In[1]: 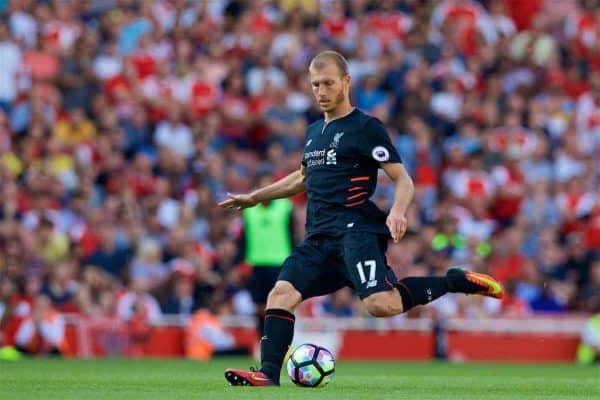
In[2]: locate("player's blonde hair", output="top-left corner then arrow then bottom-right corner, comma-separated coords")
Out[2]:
309,50 -> 349,77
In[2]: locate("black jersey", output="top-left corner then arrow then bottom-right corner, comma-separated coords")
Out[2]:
301,108 -> 403,237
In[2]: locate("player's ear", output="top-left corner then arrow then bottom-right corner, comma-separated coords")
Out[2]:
343,74 -> 351,87
342,74 -> 351,95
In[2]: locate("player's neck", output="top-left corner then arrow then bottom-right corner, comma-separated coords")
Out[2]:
324,102 -> 354,123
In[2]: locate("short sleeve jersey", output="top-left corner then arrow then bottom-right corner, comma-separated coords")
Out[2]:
301,108 -> 403,237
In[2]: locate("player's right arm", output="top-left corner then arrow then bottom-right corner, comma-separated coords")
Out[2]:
218,166 -> 307,210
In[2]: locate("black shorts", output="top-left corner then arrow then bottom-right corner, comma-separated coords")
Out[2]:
277,232 -> 398,300
247,266 -> 281,304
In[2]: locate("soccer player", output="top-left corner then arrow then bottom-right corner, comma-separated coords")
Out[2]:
218,51 -> 503,386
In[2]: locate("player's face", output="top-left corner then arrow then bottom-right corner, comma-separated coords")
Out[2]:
310,63 -> 350,113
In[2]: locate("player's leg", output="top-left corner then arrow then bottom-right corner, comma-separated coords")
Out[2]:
224,279 -> 302,386
256,280 -> 302,383
343,232 -> 504,317
360,272 -> 451,317
259,236 -> 350,382
364,267 -> 504,316
225,236 -> 346,386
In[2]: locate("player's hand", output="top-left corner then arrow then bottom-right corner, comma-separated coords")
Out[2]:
386,210 -> 408,243
218,193 -> 257,210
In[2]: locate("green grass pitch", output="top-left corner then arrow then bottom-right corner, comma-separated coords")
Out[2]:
1,358 -> 599,400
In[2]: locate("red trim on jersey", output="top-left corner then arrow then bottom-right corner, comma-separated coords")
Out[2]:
350,176 -> 369,182
348,186 -> 364,192
345,199 -> 367,207
347,191 -> 369,201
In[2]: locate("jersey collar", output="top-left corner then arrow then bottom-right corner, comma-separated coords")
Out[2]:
322,107 -> 357,134
324,107 -> 356,124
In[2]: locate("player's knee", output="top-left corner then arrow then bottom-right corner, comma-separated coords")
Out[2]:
364,301 -> 393,317
363,292 -> 404,317
266,281 -> 302,311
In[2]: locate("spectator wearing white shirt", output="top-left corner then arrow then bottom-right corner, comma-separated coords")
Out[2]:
130,238 -> 168,291
116,277 -> 162,325
93,40 -> 122,81
488,1 -> 516,39
153,177 -> 181,230
0,21 -> 22,112
245,53 -> 287,96
430,77 -> 463,123
574,72 -> 600,153
8,3 -> 37,49
153,105 -> 193,159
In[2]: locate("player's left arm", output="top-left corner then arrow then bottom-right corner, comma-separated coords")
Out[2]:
381,162 -> 414,243
361,118 -> 414,243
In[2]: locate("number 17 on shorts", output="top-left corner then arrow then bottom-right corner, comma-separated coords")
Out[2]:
342,232 -> 397,299
356,260 -> 378,288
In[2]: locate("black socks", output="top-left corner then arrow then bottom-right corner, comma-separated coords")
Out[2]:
260,308 -> 295,383
396,277 -> 449,311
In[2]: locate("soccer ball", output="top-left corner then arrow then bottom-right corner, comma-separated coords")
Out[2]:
286,343 -> 335,387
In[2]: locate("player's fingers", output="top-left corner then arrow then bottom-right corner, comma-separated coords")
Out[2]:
397,219 -> 407,240
218,192 -> 237,205
392,218 -> 401,243
396,218 -> 406,240
399,218 -> 407,233
217,198 -> 234,208
386,218 -> 395,240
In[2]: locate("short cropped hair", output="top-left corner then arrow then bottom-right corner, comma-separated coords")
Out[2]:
309,50 -> 349,77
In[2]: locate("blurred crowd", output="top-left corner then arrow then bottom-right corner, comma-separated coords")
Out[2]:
1,0 -> 600,344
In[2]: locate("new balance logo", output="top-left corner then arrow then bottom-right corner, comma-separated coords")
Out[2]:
426,288 -> 433,301
366,280 -> 378,288
261,335 -> 268,341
